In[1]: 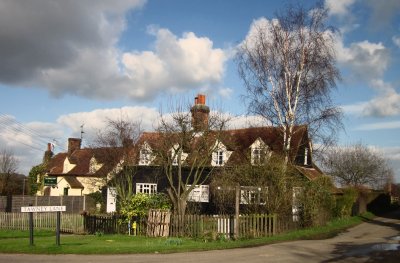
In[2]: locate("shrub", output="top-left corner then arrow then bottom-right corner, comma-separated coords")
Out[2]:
334,187 -> 358,218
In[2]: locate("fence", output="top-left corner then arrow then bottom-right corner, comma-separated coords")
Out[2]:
0,195 -> 96,213
0,212 -> 84,233
169,214 -> 277,238
83,214 -> 147,235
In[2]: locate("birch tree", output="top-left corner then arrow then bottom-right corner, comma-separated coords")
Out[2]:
237,2 -> 342,162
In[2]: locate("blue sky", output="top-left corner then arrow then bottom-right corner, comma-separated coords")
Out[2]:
0,0 -> 399,182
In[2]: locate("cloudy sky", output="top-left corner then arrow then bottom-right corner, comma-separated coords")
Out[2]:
0,0 -> 399,181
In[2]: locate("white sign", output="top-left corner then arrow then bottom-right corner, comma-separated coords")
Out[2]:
106,187 -> 117,213
187,185 -> 209,203
21,206 -> 66,213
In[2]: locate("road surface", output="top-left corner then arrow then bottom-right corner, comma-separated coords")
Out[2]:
1,211 -> 399,262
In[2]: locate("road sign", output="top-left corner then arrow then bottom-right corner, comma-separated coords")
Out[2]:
21,206 -> 66,213
44,177 -> 57,186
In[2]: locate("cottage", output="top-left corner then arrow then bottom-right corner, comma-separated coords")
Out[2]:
39,94 -> 323,211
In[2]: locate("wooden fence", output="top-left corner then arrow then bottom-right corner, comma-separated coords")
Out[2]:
169,214 -> 277,238
0,212 -> 84,233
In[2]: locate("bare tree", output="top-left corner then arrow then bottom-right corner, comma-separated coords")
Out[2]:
212,155 -> 299,215
92,118 -> 142,210
0,148 -> 19,195
323,143 -> 393,189
236,2 -> 342,162
154,102 -> 229,218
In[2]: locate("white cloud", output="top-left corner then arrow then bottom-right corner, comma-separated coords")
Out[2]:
0,1 -> 228,101
342,80 -> 400,117
362,81 -> 400,117
341,101 -> 369,115
57,106 -> 160,141
122,28 -> 227,99
354,121 -> 400,131
325,0 -> 356,17
393,36 -> 400,48
335,39 -> 389,82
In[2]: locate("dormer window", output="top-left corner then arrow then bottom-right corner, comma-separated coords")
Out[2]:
139,142 -> 154,166
211,140 -> 232,167
215,150 -> 224,166
170,144 -> 188,166
250,138 -> 270,165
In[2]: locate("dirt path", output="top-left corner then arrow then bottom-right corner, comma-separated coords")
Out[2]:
1,211 -> 399,263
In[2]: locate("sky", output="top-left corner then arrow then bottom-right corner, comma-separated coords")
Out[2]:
0,0 -> 399,182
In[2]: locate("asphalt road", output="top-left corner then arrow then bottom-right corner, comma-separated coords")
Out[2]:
1,211 -> 399,263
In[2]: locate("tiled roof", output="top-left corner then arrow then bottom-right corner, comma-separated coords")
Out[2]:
64,176 -> 84,189
137,125 -> 309,165
46,147 -> 124,177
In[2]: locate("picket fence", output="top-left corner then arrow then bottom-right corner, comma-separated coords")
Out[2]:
0,212 -> 84,233
0,212 -> 278,238
169,214 -> 277,238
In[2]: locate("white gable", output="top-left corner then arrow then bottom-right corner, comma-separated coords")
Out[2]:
139,141 -> 155,165
170,143 -> 188,166
250,137 -> 270,165
63,158 -> 76,173
211,140 -> 232,166
89,157 -> 103,174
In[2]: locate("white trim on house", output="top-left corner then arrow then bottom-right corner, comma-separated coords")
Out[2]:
89,157 -> 103,174
136,183 -> 157,194
250,138 -> 271,165
211,140 -> 232,166
170,143 -> 188,166
139,141 -> 155,166
62,158 -> 76,173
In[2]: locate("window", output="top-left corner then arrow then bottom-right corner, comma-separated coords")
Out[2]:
304,148 -> 309,165
217,151 -> 223,165
211,140 -> 231,167
171,146 -> 188,166
292,187 -> 302,222
136,183 -> 157,194
139,142 -> 153,165
250,138 -> 270,165
186,185 -> 209,202
63,187 -> 69,196
240,187 -> 266,205
252,148 -> 262,164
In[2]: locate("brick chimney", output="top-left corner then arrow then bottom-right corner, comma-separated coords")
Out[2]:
68,138 -> 81,156
190,94 -> 210,131
43,143 -> 54,163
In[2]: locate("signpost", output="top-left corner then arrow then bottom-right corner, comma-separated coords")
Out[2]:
21,205 -> 66,246
44,177 -> 57,186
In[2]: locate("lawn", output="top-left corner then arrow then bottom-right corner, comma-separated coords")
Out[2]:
0,213 -> 374,254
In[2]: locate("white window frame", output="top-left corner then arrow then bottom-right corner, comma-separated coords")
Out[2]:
186,185 -> 209,203
304,148 -> 309,165
211,140 -> 232,167
136,183 -> 157,194
240,187 -> 266,205
250,138 -> 270,165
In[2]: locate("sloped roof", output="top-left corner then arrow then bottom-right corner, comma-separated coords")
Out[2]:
46,147 -> 124,177
64,176 -> 84,189
137,125 -> 309,165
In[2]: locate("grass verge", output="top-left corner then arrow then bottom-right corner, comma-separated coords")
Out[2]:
0,212 -> 374,254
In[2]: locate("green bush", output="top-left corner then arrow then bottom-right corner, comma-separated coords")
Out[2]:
119,193 -> 172,222
334,187 -> 357,218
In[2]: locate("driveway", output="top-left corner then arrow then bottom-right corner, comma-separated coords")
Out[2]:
1,211 -> 399,263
